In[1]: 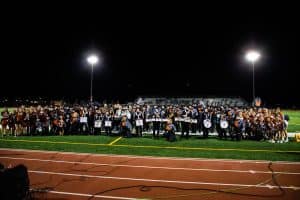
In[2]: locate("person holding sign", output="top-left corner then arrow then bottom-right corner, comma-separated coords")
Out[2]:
104,111 -> 112,136
94,110 -> 103,135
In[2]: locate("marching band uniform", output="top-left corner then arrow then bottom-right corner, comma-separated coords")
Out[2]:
79,109 -> 89,134
152,107 -> 161,138
202,109 -> 211,138
191,107 -> 198,133
134,109 -> 144,137
104,112 -> 113,136
93,112 -> 103,135
219,114 -> 228,139
181,107 -> 191,139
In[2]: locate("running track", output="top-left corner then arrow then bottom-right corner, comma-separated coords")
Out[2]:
0,148 -> 299,200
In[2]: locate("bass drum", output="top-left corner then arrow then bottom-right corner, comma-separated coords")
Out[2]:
220,120 -> 229,129
203,119 -> 212,129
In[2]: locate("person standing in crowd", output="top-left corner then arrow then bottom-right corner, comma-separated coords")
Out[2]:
152,106 -> 161,139
93,110 -> 103,135
181,106 -> 191,139
134,107 -> 144,137
104,111 -> 113,136
202,108 -> 211,138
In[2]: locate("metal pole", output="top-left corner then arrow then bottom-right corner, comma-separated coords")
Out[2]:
252,61 -> 255,104
90,63 -> 94,103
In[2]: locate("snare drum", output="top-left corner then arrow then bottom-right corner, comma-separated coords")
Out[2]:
203,119 -> 212,128
220,120 -> 229,129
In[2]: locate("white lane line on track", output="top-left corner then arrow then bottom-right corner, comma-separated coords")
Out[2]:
1,148 -> 300,165
30,189 -> 138,200
1,156 -> 300,175
28,170 -> 300,190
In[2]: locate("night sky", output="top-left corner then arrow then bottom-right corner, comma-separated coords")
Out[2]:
2,4 -> 300,106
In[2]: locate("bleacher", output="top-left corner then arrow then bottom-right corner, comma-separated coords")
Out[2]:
135,97 -> 249,107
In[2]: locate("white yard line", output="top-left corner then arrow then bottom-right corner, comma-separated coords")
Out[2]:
28,170 -> 300,191
1,156 -> 299,175
1,148 -> 300,165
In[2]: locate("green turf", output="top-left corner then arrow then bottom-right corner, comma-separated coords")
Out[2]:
0,135 -> 299,162
283,110 -> 300,132
0,108 -> 300,161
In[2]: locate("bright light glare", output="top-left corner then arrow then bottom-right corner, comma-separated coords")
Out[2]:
246,51 -> 260,62
87,55 -> 98,65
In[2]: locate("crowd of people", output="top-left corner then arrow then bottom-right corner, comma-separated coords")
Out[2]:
0,102 -> 289,143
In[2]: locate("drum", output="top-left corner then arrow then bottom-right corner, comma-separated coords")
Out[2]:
105,121 -> 112,127
220,120 -> 229,129
37,127 -> 42,132
80,117 -> 88,123
94,120 -> 102,128
136,119 -> 143,126
203,119 -> 212,128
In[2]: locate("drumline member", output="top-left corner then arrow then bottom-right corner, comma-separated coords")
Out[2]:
202,108 -> 211,138
219,113 -> 229,139
134,108 -> 144,137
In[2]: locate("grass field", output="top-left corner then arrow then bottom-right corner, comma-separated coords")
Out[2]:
0,108 -> 300,162
0,135 -> 299,162
284,110 -> 300,132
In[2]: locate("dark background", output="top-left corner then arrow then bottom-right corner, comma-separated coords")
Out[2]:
1,3 -> 299,106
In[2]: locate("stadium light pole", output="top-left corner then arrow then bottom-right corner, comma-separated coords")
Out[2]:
87,55 -> 99,103
245,50 -> 260,105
